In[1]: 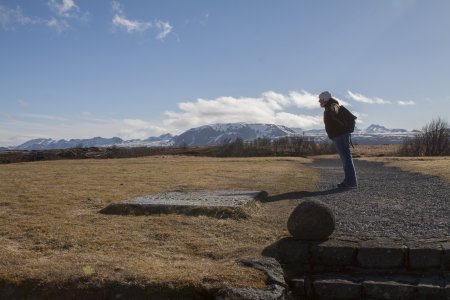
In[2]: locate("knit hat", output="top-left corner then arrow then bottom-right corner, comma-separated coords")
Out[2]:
319,91 -> 332,102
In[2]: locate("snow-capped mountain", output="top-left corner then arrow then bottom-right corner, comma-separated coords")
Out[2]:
300,124 -> 417,144
171,123 -> 297,146
10,134 -> 173,150
13,137 -> 123,150
4,123 -> 418,150
351,124 -> 414,144
119,134 -> 174,147
363,124 -> 407,134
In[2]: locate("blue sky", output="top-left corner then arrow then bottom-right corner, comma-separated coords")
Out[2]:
1,0 -> 449,146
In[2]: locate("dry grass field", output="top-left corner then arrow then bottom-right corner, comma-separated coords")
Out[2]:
352,144 -> 401,157
0,156 -> 318,293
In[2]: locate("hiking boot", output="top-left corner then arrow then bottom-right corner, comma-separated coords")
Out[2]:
337,182 -> 346,188
338,183 -> 357,189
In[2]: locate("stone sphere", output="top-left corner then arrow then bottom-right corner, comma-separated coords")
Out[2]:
287,200 -> 335,240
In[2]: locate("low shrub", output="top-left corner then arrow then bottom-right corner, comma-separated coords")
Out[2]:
398,118 -> 450,156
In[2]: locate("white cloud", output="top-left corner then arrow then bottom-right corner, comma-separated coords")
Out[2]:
0,113 -> 170,147
111,1 -> 151,33
46,17 -> 69,32
119,119 -> 168,140
289,90 -> 320,109
112,14 -> 151,33
112,1 -> 172,39
273,112 -> 322,129
48,0 -> 79,18
47,0 -> 88,30
1,2 -> 86,32
262,91 -> 290,110
350,111 -> 365,125
0,5 -> 38,29
163,91 -> 324,132
398,100 -> 416,106
154,20 -> 172,40
347,90 -> 391,104
112,0 -> 124,15
289,90 -> 351,108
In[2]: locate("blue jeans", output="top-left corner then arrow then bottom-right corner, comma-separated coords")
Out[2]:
332,133 -> 357,186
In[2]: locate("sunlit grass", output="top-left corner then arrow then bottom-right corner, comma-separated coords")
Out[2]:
0,156 -> 318,289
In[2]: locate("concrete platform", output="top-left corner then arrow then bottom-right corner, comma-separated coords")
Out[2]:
99,190 -> 267,219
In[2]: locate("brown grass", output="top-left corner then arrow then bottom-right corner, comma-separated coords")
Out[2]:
0,156 -> 318,290
352,144 -> 401,157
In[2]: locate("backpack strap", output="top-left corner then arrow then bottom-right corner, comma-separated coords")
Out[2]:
349,134 -> 355,148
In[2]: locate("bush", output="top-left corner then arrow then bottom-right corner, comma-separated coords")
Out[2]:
216,136 -> 336,157
399,118 -> 450,156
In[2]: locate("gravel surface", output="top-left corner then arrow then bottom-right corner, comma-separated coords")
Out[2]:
311,158 -> 450,239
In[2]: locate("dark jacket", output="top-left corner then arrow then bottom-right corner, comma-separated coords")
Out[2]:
323,98 -> 347,139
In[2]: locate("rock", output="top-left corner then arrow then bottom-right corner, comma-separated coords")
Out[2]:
215,285 -> 285,300
239,257 -> 287,288
215,257 -> 287,300
287,200 -> 335,240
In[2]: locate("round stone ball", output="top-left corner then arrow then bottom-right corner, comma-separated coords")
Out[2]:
287,200 -> 335,240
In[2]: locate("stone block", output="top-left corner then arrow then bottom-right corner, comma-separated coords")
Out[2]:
362,280 -> 416,300
416,281 -> 445,300
99,190 -> 262,219
288,277 -> 307,299
442,242 -> 450,270
313,277 -> 361,299
357,239 -> 406,269
289,276 -> 314,299
445,280 -> 450,300
311,239 -> 356,267
275,238 -> 311,264
408,243 -> 442,270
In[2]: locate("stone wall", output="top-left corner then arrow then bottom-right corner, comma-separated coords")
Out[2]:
264,237 -> 450,299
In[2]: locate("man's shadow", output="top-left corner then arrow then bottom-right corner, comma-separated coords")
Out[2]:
262,188 -> 347,203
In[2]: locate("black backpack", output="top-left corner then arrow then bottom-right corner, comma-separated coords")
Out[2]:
338,105 -> 357,133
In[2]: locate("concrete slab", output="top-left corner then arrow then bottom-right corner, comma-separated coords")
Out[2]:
99,190 -> 267,219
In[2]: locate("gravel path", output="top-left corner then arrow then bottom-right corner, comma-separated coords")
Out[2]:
311,158 -> 449,239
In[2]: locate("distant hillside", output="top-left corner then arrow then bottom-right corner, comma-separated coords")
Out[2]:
9,134 -> 173,150
15,137 -> 123,150
171,123 -> 296,146
3,123 -> 418,150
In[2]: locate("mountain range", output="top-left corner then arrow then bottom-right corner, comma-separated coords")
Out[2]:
2,123 -> 418,151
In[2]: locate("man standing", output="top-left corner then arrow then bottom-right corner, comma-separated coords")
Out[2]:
319,91 -> 357,188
